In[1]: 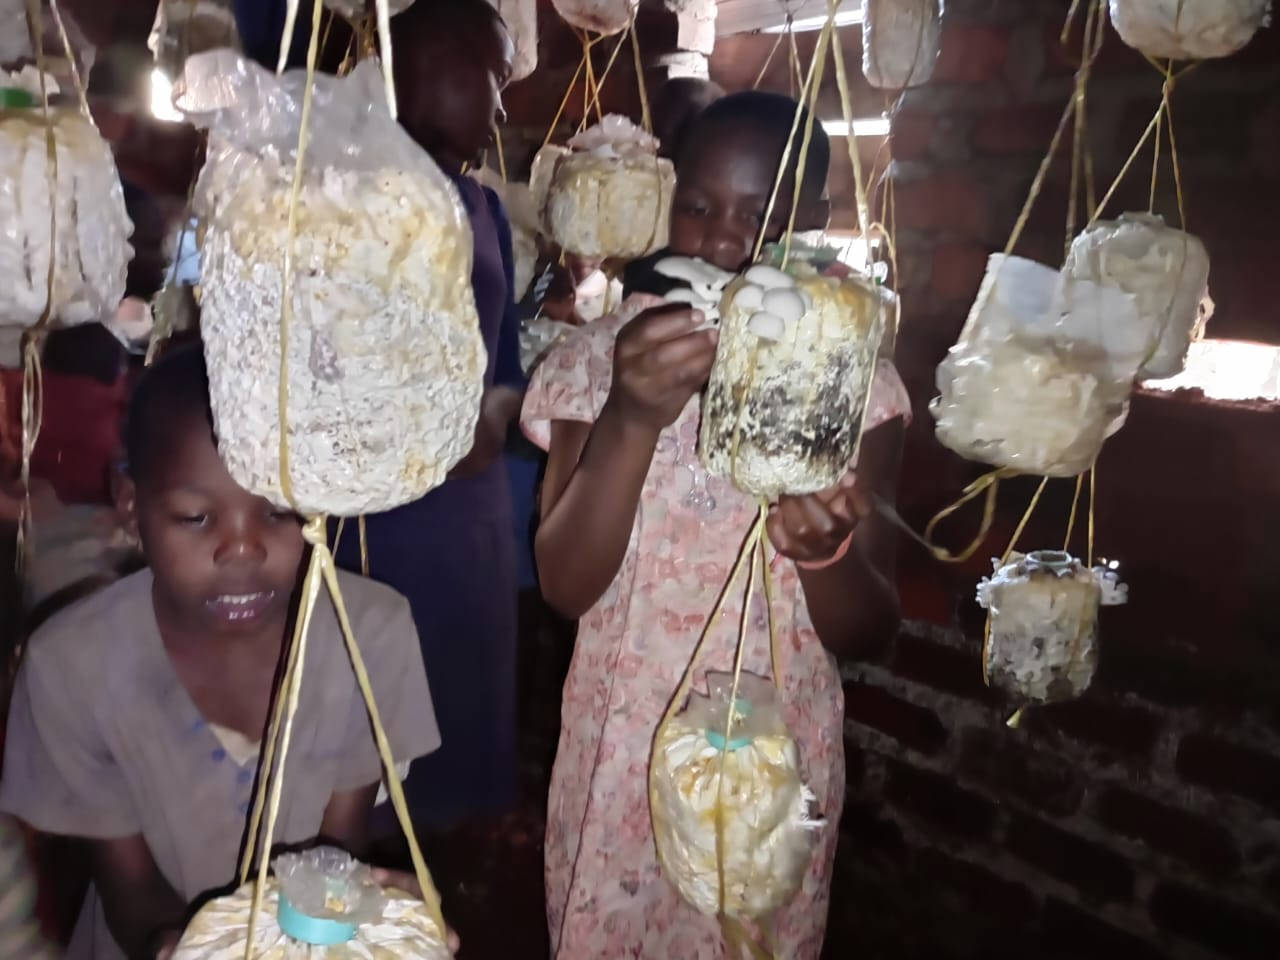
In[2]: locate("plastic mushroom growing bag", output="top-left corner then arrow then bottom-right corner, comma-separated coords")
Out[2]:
149,0 -> 241,79
533,114 -> 675,260
490,0 -> 538,81
550,0 -> 637,35
931,254 -> 1145,478
1109,0 -> 1271,60
650,672 -> 824,920
471,165 -> 540,302
699,244 -> 887,499
1062,213 -> 1211,381
178,50 -> 484,517
862,0 -> 945,90
977,551 -> 1128,703
0,68 -> 132,329
172,847 -> 451,959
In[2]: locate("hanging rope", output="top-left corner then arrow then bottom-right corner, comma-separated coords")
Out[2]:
238,0 -> 445,954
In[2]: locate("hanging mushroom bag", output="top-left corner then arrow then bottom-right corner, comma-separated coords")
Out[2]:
0,68 -> 132,330
177,49 -> 484,519
1109,0 -> 1271,60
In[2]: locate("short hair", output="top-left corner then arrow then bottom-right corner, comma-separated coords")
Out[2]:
391,0 -> 505,54
654,77 -> 725,158
678,90 -> 831,202
123,343 -> 214,485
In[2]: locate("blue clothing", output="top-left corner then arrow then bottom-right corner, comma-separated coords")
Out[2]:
334,174 -> 524,826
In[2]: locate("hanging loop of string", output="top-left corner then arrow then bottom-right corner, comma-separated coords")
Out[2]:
237,0 -> 445,954
649,505 -> 782,959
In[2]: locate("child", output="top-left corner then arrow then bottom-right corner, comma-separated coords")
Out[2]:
522,91 -> 912,958
330,0 -> 527,830
0,814 -> 58,959
652,76 -> 725,160
0,346 -> 439,959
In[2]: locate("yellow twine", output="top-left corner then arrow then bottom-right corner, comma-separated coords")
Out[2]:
649,506 -> 781,959
753,25 -> 788,90
779,14 -> 831,269
15,0 -> 64,570
753,15 -> 830,262
240,522 -> 449,953
628,14 -> 652,134
920,468 -> 1012,564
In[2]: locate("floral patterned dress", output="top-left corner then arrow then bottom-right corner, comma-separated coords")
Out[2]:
521,295 -> 912,960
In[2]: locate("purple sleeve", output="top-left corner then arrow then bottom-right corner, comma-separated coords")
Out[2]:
485,189 -> 528,391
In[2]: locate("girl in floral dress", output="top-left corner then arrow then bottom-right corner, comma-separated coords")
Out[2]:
522,92 -> 912,959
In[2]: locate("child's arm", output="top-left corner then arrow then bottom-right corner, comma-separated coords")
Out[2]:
89,834 -> 187,959
319,784 -> 379,858
536,305 -> 717,618
766,417 -> 906,660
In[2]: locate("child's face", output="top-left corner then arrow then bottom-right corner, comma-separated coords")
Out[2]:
396,14 -> 514,169
669,129 -> 827,273
127,414 -> 305,640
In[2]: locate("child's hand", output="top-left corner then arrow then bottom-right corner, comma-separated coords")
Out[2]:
606,304 -> 718,433
766,471 -> 871,565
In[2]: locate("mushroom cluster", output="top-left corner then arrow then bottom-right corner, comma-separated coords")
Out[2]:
699,248 -> 886,498
977,551 -> 1128,704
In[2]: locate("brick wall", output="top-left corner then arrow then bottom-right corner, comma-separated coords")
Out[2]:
817,3 -> 1280,958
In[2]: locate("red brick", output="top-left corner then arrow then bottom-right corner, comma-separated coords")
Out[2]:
959,728 -> 1084,818
885,761 -> 999,841
1040,899 -> 1166,960
915,849 -> 1038,924
929,243 -> 990,303
1177,734 -> 1280,816
972,103 -> 1070,155
1006,814 -> 1134,904
1024,698 -> 1163,761
890,111 -> 935,162
844,681 -> 948,755
893,174 -> 989,236
1096,787 -> 1242,878
1149,882 -> 1280,960
891,634 -> 1000,705
931,24 -> 1009,85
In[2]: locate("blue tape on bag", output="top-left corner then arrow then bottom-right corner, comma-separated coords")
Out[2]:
277,893 -> 358,946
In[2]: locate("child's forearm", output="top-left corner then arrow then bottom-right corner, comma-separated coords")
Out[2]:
798,541 -> 901,660
90,836 -> 187,959
536,402 -> 657,618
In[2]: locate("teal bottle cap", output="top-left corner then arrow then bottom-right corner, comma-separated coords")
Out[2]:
277,893 -> 359,946
706,697 -> 753,751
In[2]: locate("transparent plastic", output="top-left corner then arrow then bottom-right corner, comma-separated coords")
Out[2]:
700,247 -> 885,498
549,0 -> 637,35
1109,0 -> 1270,60
862,0 -> 944,90
535,115 -> 675,260
177,49 -> 484,517
977,550 -> 1128,703
0,79 -> 132,328
1063,213 -> 1211,381
172,849 -> 450,959
650,672 -> 823,920
931,254 -> 1144,477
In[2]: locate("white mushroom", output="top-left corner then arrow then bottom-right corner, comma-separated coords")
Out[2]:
744,264 -> 794,290
656,256 -> 735,291
732,283 -> 764,312
747,311 -> 786,342
761,288 -> 806,325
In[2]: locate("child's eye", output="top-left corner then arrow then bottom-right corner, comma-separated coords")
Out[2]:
176,513 -> 209,527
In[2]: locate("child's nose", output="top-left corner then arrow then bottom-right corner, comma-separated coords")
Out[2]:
214,522 -> 268,565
